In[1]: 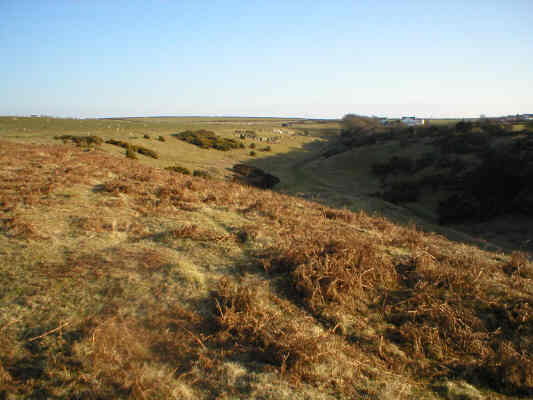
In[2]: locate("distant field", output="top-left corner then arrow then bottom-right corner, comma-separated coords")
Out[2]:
0,116 -> 341,180
427,118 -> 462,125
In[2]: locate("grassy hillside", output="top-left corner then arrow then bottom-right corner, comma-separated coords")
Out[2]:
1,136 -> 532,399
313,119 -> 533,254
0,116 -> 337,182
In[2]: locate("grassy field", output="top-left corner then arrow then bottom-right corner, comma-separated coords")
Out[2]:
1,138 -> 532,399
1,116 -> 532,399
427,119 -> 463,126
0,116 -> 339,180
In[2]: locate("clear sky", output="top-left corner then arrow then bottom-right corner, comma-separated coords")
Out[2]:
1,0 -> 532,119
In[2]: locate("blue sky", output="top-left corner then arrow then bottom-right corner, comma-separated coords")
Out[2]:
1,0 -> 532,118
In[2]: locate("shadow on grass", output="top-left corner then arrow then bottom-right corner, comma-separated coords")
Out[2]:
232,132 -> 532,257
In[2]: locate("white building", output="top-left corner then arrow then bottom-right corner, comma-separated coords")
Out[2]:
401,116 -> 425,126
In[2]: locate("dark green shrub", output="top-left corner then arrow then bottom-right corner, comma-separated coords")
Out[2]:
372,156 -> 414,177
136,146 -> 159,159
239,142 -> 245,149
249,151 -> 256,156
382,182 -> 420,204
56,135 -> 103,147
165,166 -> 191,175
414,153 -> 435,171
158,136 -> 166,142
249,143 -> 256,149
456,120 -> 473,133
481,122 -> 506,136
143,134 -> 151,139
105,138 -> 133,149
438,193 -> 482,224
125,145 -> 138,159
437,145 -> 533,222
105,139 -> 159,159
193,170 -> 210,178
173,129 -> 242,151
435,131 -> 490,154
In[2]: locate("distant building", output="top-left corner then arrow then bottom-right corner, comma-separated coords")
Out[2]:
401,116 -> 425,126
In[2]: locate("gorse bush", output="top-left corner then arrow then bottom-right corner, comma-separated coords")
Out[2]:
438,142 -> 533,223
434,131 -> 490,154
165,165 -> 191,175
382,182 -> 421,204
55,135 -> 103,147
136,146 -> 159,158
125,145 -> 137,159
193,170 -> 210,178
105,139 -> 159,159
372,156 -> 414,177
174,129 -> 242,151
455,120 -> 473,133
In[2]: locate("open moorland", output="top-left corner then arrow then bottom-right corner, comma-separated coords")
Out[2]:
0,116 -> 532,399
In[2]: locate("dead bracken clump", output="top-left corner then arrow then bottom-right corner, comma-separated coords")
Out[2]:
213,278 -> 340,384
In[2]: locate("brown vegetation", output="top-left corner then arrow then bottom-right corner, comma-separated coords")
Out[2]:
0,139 -> 531,399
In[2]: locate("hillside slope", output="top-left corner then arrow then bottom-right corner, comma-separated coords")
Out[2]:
1,140 -> 532,399
310,121 -> 533,255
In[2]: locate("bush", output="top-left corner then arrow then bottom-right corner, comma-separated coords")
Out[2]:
173,130 -> 242,151
262,146 -> 272,152
136,146 -> 159,159
125,145 -> 137,159
414,153 -> 435,171
158,136 -> 166,142
249,143 -> 256,149
455,120 -> 473,133
249,151 -> 256,156
193,170 -> 210,178
143,134 -> 151,139
382,182 -> 420,204
105,139 -> 159,159
372,156 -> 414,177
436,132 -> 490,154
165,166 -> 191,175
55,135 -> 103,147
437,145 -> 533,222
